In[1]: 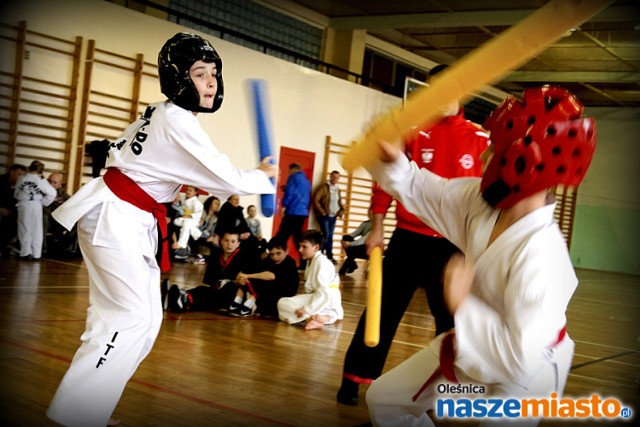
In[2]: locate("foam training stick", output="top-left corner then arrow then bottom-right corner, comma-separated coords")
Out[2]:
249,79 -> 276,217
341,0 -> 613,171
365,246 -> 383,347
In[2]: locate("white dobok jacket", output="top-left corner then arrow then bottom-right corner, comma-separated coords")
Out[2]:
368,154 -> 577,391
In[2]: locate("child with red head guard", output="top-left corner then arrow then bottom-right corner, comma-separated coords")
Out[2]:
365,86 -> 596,427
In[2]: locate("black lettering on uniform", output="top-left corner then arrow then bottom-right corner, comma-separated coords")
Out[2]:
107,139 -> 127,157
104,343 -> 115,355
131,141 -> 142,155
142,105 -> 156,120
131,130 -> 147,155
96,357 -> 107,368
135,131 -> 147,143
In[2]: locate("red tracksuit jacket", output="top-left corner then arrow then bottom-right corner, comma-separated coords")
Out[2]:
371,111 -> 490,237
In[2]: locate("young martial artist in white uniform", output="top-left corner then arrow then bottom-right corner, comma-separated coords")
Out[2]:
173,185 -> 205,254
14,160 -> 56,260
364,86 -> 597,426
47,32 -> 277,427
278,229 -> 344,330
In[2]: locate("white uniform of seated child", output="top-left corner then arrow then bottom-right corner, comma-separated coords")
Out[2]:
173,185 -> 204,258
277,229 -> 343,330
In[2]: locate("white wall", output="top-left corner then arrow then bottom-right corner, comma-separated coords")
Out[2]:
2,0 -> 399,238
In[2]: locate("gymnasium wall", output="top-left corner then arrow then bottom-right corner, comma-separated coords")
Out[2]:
0,0 -> 398,240
2,0 -> 638,275
572,107 -> 640,275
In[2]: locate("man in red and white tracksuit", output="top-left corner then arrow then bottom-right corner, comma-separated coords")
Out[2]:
337,64 -> 491,405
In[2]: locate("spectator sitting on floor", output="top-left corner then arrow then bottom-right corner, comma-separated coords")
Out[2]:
199,195 -> 220,242
339,209 -> 373,275
164,230 -> 259,312
184,195 -> 221,264
245,204 -> 267,253
215,194 -> 261,260
277,229 -> 343,330
231,236 -> 300,318
173,185 -> 204,259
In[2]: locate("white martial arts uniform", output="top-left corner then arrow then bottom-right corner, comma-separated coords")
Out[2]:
48,101 -> 275,427
14,172 -> 56,259
278,251 -> 344,324
173,194 -> 204,246
365,156 -> 577,427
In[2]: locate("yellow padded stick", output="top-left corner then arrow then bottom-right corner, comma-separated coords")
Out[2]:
342,0 -> 613,171
365,246 -> 383,347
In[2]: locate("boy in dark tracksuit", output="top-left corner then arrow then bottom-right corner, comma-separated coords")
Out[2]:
232,237 -> 300,317
165,231 -> 258,311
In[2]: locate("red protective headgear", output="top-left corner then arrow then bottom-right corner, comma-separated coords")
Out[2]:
481,86 -> 596,208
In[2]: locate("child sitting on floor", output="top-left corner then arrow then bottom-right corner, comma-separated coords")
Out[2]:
231,236 -> 300,318
277,229 -> 343,330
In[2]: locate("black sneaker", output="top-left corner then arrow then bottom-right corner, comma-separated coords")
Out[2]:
237,304 -> 256,317
181,290 -> 192,310
161,279 -> 171,310
167,285 -> 191,312
174,247 -> 189,260
228,301 -> 242,315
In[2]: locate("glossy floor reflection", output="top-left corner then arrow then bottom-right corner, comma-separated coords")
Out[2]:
0,255 -> 638,426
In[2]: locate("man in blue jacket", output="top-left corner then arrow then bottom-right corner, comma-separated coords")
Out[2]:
274,163 -> 311,264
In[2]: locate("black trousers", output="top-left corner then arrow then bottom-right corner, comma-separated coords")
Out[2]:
274,214 -> 307,248
341,228 -> 459,383
188,282 -> 236,311
251,280 -> 291,317
339,244 -> 368,274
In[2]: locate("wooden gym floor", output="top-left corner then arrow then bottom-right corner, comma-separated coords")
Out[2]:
0,254 -> 638,426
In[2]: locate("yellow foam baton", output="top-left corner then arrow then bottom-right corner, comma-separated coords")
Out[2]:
365,246 -> 383,347
342,0 -> 613,171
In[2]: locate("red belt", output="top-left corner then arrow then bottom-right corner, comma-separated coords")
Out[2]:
103,168 -> 170,272
550,326 -> 567,348
412,326 -> 568,402
412,332 -> 457,401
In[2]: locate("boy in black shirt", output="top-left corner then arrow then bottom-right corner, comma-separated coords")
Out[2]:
231,237 -> 299,317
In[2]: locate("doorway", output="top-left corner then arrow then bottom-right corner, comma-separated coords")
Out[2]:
272,146 -> 315,263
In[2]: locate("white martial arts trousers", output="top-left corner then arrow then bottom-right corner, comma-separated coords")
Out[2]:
17,201 -> 44,258
366,333 -> 575,427
47,205 -> 163,427
173,217 -> 201,248
277,293 -> 341,325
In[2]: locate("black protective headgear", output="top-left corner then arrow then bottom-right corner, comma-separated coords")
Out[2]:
158,32 -> 224,113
